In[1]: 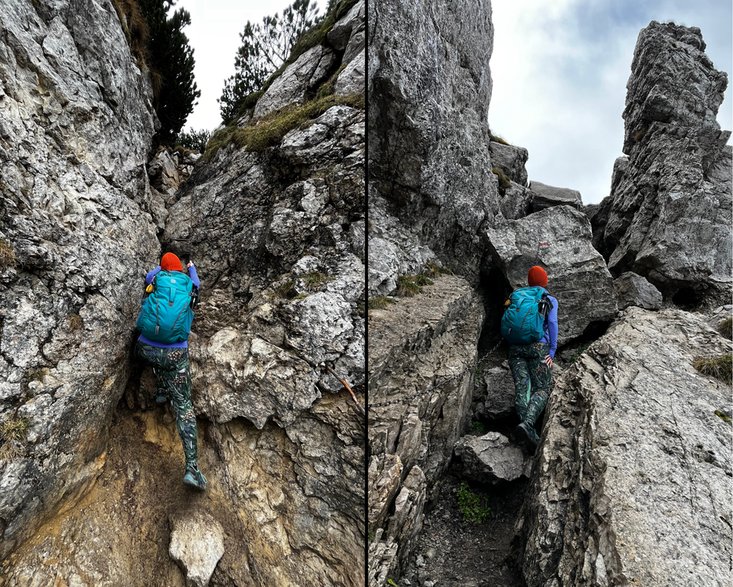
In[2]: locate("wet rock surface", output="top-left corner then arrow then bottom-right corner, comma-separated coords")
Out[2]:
592,22 -> 732,305
517,307 -> 733,586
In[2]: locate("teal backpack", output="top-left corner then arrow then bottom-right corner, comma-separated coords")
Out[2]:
136,270 -> 195,343
501,286 -> 551,345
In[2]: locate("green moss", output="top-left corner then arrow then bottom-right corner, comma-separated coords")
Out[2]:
491,166 -> 511,192
386,579 -> 400,587
205,92 -> 364,161
0,238 -> 16,269
368,296 -> 395,310
714,409 -> 732,425
693,353 -> 732,385
457,482 -> 491,524
470,420 -> 487,435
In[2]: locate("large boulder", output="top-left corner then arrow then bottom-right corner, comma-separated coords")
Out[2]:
517,307 -> 732,585
485,206 -> 617,344
368,275 -> 484,579
591,22 -> 732,305
368,0 -> 501,281
0,0 -> 158,560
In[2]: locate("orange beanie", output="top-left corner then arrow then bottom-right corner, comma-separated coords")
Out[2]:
161,252 -> 183,272
528,265 -> 548,287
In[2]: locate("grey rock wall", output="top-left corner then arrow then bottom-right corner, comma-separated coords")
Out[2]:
368,275 -> 484,581
592,22 -> 732,305
369,0 -> 501,282
0,0 -> 158,559
517,307 -> 732,586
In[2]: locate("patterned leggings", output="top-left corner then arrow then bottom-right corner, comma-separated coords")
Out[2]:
508,342 -> 553,422
135,342 -> 199,468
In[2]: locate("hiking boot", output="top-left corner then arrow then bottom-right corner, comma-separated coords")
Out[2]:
183,466 -> 207,491
514,421 -> 540,451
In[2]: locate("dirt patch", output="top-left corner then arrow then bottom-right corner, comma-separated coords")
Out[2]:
400,471 -> 527,587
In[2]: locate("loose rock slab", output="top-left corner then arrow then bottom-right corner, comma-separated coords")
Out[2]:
454,432 -> 530,484
169,511 -> 225,587
613,271 -> 663,310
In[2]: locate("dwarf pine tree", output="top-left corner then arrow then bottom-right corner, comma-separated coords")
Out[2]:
218,0 -> 320,123
138,0 -> 200,146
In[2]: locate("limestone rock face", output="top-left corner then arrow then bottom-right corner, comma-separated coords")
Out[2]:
613,271 -> 663,310
164,104 -> 365,430
253,45 -> 336,119
517,307 -> 732,586
485,206 -> 618,344
369,0 -> 501,281
454,432 -> 531,484
0,0 -> 158,559
368,276 -> 484,579
591,22 -> 732,305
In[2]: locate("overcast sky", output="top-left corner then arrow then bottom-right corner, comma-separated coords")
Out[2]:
176,0 -> 731,205
490,0 -> 733,204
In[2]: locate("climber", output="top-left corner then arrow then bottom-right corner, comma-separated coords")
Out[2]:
134,252 -> 207,491
501,265 -> 558,451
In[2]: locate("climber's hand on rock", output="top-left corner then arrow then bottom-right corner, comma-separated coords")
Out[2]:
544,355 -> 554,368
187,261 -> 194,268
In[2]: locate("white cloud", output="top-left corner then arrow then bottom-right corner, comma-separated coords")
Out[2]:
489,0 -> 732,204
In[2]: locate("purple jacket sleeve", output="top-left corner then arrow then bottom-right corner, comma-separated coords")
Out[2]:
145,266 -> 161,285
188,264 -> 200,288
547,296 -> 559,358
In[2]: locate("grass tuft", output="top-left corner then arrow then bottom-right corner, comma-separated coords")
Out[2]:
0,416 -> 29,461
368,296 -> 395,310
693,353 -> 732,385
302,271 -> 331,289
490,132 -> 510,145
205,92 -> 364,161
111,0 -> 150,70
274,279 -> 297,299
457,482 -> 491,524
423,261 -> 452,278
0,238 -> 16,269
470,420 -> 487,435
396,274 -> 433,297
68,314 -> 84,331
717,316 -> 732,340
714,409 -> 732,425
